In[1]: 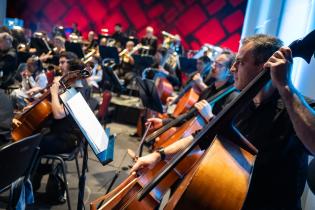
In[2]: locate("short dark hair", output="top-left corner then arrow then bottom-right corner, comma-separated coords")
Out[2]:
198,55 -> 211,64
59,51 -> 78,60
221,50 -> 235,69
242,34 -> 283,65
115,23 -> 122,28
67,59 -> 84,72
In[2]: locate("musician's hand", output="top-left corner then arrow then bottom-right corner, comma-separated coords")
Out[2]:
264,47 -> 292,90
166,96 -> 175,105
192,73 -> 203,84
12,118 -> 22,127
130,152 -> 161,175
194,100 -> 214,122
146,118 -> 163,131
158,66 -> 169,75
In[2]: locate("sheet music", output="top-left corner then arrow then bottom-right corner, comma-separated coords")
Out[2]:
66,92 -> 108,153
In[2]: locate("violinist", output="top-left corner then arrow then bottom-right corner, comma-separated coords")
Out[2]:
32,52 -> 90,195
131,34 -> 309,210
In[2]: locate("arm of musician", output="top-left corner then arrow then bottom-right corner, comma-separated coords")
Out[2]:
50,77 -> 66,119
266,47 -> 315,155
193,73 -> 208,92
26,86 -> 41,95
130,135 -> 194,174
146,118 -> 163,132
158,66 -> 170,76
166,96 -> 176,105
194,100 -> 214,123
128,55 -> 135,65
12,118 -> 22,127
39,52 -> 53,62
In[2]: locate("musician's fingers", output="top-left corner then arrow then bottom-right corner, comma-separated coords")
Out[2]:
279,47 -> 292,61
127,149 -> 137,161
130,161 -> 142,174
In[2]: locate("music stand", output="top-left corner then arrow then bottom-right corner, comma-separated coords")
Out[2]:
101,61 -> 125,93
17,51 -> 32,64
99,46 -> 120,64
179,56 -> 197,74
60,88 -> 115,210
133,55 -> 154,75
136,77 -> 163,113
30,37 -> 50,55
65,41 -> 84,59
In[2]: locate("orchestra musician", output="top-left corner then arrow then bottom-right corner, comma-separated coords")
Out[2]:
266,47 -> 315,154
71,22 -> 82,37
111,23 -> 127,50
140,26 -> 158,56
52,36 -> 66,54
148,51 -> 235,131
117,40 -> 137,86
10,62 -> 44,107
149,47 -> 180,87
131,34 -> 309,210
83,30 -> 98,53
32,52 -> 91,197
0,32 -> 18,88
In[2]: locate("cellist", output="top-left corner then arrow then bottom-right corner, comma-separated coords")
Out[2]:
131,34 -> 309,210
266,46 -> 315,155
32,51 -> 91,202
147,51 -> 235,131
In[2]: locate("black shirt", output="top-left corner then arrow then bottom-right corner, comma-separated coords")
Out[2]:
140,36 -> 158,56
196,91 -> 308,209
236,93 -> 308,210
0,48 -> 18,88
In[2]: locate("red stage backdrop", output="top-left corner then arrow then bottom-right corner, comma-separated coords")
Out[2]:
7,0 -> 247,52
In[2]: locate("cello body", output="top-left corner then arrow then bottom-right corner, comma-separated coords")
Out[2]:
172,88 -> 199,117
11,69 -> 91,141
90,148 -> 203,210
11,96 -> 52,141
154,115 -> 206,149
156,77 -> 173,105
165,135 -> 256,210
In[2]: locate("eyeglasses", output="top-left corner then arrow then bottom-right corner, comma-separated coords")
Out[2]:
213,61 -> 225,68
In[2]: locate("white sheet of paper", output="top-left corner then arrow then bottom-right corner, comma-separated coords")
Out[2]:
66,93 -> 108,153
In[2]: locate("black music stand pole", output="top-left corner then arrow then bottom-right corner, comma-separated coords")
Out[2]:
77,139 -> 88,210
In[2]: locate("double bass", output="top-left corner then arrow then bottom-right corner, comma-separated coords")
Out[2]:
11,68 -> 90,141
90,30 -> 315,210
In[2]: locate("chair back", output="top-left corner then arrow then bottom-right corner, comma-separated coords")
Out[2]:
0,133 -> 42,190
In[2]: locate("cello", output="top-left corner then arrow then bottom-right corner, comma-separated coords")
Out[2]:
136,30 -> 315,210
11,68 -> 90,141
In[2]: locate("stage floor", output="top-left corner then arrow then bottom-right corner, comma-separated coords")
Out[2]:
0,122 -> 148,210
